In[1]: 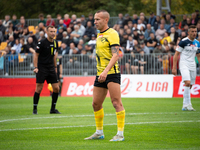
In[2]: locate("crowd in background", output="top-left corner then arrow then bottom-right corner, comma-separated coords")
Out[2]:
0,10 -> 200,76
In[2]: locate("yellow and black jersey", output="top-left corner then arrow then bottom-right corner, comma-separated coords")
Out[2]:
96,28 -> 120,76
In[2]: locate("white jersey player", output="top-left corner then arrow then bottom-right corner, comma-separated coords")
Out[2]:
172,25 -> 200,111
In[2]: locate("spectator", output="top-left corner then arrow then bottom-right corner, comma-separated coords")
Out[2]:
0,20 -> 6,39
162,39 -> 170,51
186,17 -> 191,26
162,55 -> 169,74
137,34 -> 145,45
62,31 -> 73,46
195,10 -> 200,21
169,41 -> 176,53
80,15 -> 86,27
116,13 -> 124,27
66,27 -> 72,36
127,21 -> 133,30
77,20 -> 86,36
86,13 -> 94,26
17,18 -> 27,29
165,14 -> 171,25
153,42 -> 165,54
88,34 -> 96,50
144,24 -> 155,40
70,25 -> 82,44
122,14 -> 132,27
169,27 -> 179,44
5,27 -> 14,40
59,42 -> 69,55
56,27 -> 64,41
0,31 -> 3,43
126,28 -> 133,36
71,14 -> 77,25
11,14 -> 19,27
191,13 -> 198,25
21,27 -> 30,43
138,50 -> 147,74
175,23 -> 182,36
6,35 -> 15,47
84,43 -> 93,54
11,38 -> 22,54
131,45 -> 142,74
69,42 -> 79,55
148,12 -> 156,26
29,31 -> 38,45
34,28 -> 40,40
180,31 -> 187,39
154,15 -> 161,31
38,22 -> 45,32
132,14 -> 138,24
46,14 -> 55,27
3,15 -> 11,29
38,13 -> 46,26
168,18 -> 176,32
57,19 -> 67,34
160,19 -> 170,31
126,35 -> 136,52
133,29 -> 139,41
63,14 -> 71,28
120,33 -> 128,48
26,36 -> 36,54
138,26 -> 145,35
20,38 -> 29,54
137,19 -> 145,30
140,42 -> 150,54
180,15 -> 187,29
55,14 -> 62,28
140,12 -> 148,25
160,32 -> 172,45
38,31 -> 45,41
83,21 -> 96,42
146,32 -> 158,52
155,24 -> 166,41
168,11 -> 176,20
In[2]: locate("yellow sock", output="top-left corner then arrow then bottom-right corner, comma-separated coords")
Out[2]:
116,110 -> 125,132
94,108 -> 104,130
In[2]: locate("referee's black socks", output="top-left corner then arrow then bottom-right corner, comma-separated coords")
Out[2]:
33,92 -> 40,110
51,92 -> 58,110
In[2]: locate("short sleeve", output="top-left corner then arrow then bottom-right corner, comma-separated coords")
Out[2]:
176,40 -> 184,52
197,42 -> 200,54
36,41 -> 42,53
109,30 -> 120,47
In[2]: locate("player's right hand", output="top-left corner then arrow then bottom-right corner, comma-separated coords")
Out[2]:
33,68 -> 38,73
172,68 -> 177,75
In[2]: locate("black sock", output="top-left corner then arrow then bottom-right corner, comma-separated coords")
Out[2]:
51,92 -> 58,110
33,92 -> 40,110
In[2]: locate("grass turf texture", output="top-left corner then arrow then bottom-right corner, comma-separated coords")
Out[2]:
0,97 -> 200,150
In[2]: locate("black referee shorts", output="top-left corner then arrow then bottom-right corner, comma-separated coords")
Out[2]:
36,66 -> 58,84
94,73 -> 121,89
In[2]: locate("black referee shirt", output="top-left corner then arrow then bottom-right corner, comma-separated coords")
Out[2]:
36,38 -> 58,67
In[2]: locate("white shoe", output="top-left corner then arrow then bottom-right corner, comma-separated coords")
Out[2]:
5,73 -> 8,76
110,134 -> 124,141
182,105 -> 196,111
84,132 -> 104,140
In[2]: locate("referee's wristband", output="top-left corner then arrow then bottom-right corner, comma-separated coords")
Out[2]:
34,67 -> 38,69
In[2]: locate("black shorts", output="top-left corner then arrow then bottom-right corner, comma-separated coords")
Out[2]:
94,73 -> 121,89
36,66 -> 58,84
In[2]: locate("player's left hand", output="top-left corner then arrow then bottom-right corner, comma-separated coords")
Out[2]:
98,71 -> 107,83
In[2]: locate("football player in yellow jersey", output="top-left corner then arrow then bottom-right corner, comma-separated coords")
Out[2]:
85,10 -> 125,141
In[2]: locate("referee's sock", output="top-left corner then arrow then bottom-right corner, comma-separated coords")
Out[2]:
33,92 -> 40,110
51,92 -> 58,110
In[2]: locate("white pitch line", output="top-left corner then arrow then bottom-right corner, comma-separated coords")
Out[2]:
0,120 -> 200,132
0,112 -> 199,123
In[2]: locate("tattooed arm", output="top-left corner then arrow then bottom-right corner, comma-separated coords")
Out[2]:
98,45 -> 119,82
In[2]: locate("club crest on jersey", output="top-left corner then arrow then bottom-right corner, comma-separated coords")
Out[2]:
101,37 -> 108,43
98,34 -> 103,38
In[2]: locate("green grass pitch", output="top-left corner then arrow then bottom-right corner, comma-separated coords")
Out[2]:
0,97 -> 200,150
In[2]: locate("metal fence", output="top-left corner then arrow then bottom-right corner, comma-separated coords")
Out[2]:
1,53 -> 199,78
24,14 -> 189,27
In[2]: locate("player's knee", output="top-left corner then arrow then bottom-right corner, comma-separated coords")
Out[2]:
184,81 -> 191,87
92,101 -> 100,110
112,98 -> 122,109
53,86 -> 60,93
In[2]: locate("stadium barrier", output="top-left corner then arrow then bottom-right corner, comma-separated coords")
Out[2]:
1,75 -> 199,97
1,53 -> 199,77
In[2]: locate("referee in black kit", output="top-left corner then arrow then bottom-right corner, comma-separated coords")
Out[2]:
33,25 -> 61,115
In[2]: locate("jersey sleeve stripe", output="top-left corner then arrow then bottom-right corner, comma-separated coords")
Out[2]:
110,44 -> 119,47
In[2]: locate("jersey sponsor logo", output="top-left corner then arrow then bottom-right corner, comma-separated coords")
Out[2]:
36,46 -> 39,49
67,82 -> 93,96
98,34 -> 103,38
